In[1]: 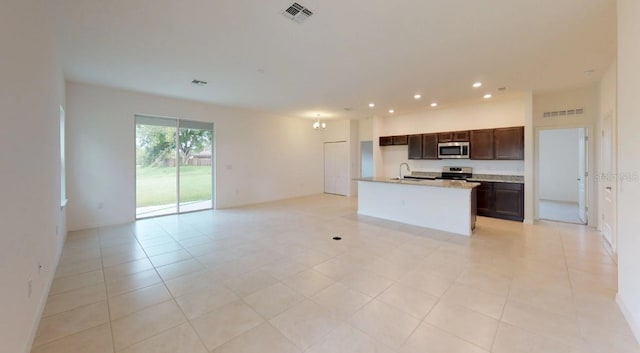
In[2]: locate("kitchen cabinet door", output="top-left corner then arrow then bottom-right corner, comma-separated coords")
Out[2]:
493,183 -> 524,221
439,131 -> 469,142
408,134 -> 423,159
379,136 -> 392,146
470,129 -> 494,159
392,135 -> 408,145
494,126 -> 524,160
453,131 -> 470,142
476,182 -> 493,216
438,132 -> 453,143
422,134 -> 438,159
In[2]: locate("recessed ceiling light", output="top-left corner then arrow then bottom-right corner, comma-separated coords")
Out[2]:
388,109 -> 395,114
414,94 -> 422,100
483,93 -> 492,99
430,102 -> 438,107
473,82 -> 482,88
191,79 -> 208,86
368,103 -> 375,108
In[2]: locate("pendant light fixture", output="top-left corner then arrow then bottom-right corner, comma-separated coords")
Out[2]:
313,114 -> 326,129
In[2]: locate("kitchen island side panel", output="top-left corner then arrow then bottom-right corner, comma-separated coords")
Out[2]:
357,180 -> 475,236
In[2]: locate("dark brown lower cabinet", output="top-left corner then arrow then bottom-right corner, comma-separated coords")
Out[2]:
475,182 -> 524,222
476,183 -> 493,216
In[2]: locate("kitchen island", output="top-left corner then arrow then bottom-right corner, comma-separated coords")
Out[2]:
357,177 -> 480,236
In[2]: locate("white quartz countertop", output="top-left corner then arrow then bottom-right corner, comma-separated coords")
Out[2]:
357,177 -> 480,189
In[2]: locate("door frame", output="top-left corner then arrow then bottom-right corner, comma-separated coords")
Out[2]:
600,110 -> 617,253
534,124 -> 594,225
134,114 -> 215,219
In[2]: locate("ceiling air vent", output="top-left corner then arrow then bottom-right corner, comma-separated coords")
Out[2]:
542,108 -> 584,118
282,2 -> 314,23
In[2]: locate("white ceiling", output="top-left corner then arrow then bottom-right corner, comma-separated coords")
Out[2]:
52,0 -> 616,120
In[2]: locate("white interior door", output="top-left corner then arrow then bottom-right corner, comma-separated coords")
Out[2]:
577,128 -> 587,223
601,112 -> 616,249
324,141 -> 349,196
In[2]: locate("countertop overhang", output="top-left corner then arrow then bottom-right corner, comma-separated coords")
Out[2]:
357,177 -> 480,189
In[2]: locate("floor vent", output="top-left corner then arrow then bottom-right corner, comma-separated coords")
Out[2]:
542,108 -> 584,118
282,2 -> 314,23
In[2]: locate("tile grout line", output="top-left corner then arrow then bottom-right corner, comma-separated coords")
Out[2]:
97,227 -> 118,353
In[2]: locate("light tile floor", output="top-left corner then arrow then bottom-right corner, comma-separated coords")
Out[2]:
539,199 -> 584,225
31,194 -> 639,353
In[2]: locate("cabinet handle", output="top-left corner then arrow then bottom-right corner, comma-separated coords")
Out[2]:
606,186 -> 612,190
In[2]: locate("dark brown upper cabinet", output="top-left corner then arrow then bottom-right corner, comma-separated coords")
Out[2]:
470,129 -> 494,159
392,135 -> 408,145
379,136 -> 393,146
494,126 -> 524,160
408,134 -> 423,159
380,135 -> 409,146
439,131 -> 469,143
422,134 -> 438,159
438,132 -> 454,143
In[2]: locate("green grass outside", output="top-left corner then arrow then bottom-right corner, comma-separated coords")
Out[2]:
136,166 -> 212,207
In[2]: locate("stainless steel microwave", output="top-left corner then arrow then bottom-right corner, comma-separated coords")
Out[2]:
438,142 -> 470,159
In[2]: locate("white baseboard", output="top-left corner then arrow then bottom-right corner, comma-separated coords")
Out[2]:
616,293 -> 640,345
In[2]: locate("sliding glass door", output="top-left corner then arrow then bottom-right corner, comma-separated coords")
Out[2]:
135,115 -> 213,218
178,121 -> 213,213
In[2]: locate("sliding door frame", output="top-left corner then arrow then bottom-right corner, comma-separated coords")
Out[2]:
134,114 -> 214,219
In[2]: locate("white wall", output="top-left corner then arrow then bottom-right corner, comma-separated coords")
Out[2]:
66,82 -> 324,230
376,97 -> 526,177
358,117 -> 373,141
616,0 -> 640,343
0,1 -> 67,352
533,85 -> 599,225
538,129 -> 580,202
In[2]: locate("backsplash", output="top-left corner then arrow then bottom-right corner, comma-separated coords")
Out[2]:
380,146 -> 524,177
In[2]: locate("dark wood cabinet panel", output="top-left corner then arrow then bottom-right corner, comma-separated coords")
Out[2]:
437,131 -> 468,142
392,135 -> 408,145
380,135 -> 408,146
470,129 -> 494,160
382,126 -> 522,161
476,183 -> 493,216
379,136 -> 392,146
438,132 -> 453,143
494,126 -> 524,160
408,134 -> 423,159
493,183 -> 524,220
475,182 -> 524,221
453,131 -> 470,141
422,134 -> 438,159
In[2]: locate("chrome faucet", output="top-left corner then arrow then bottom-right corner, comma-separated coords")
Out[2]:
399,162 -> 410,179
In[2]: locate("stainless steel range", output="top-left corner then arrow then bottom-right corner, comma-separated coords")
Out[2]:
436,166 -> 473,180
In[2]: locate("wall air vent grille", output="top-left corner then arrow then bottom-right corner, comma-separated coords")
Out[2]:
542,108 -> 584,118
282,2 -> 314,23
